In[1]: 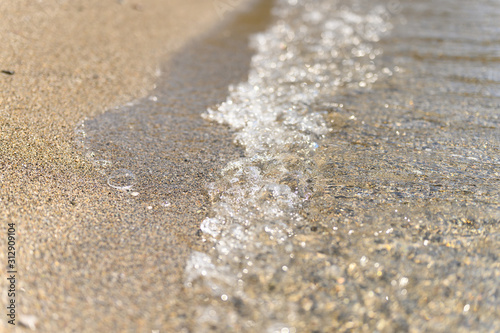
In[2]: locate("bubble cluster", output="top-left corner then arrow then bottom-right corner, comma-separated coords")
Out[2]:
186,0 -> 392,330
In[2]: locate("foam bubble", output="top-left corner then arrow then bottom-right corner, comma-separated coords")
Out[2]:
107,169 -> 137,190
187,0 -> 392,329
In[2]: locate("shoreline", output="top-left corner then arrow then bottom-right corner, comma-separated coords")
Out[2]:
0,0 -> 274,331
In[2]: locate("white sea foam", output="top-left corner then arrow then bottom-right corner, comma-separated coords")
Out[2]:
186,0 -> 392,329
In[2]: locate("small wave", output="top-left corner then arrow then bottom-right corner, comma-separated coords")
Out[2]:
185,0 -> 393,330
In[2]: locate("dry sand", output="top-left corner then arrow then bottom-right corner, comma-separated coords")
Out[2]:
0,0 -> 269,331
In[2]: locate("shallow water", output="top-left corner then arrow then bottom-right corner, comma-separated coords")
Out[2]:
185,0 -> 499,332
80,0 -> 499,332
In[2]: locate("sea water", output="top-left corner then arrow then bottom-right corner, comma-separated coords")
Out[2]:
77,0 -> 499,331
185,0 -> 499,332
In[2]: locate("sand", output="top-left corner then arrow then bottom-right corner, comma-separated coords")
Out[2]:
0,0 -> 271,331
0,0 -> 222,167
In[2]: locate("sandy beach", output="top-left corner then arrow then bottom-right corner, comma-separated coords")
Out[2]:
2,0 -> 499,332
0,0 -> 269,331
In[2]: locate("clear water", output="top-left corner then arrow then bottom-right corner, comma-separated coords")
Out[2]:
78,0 -> 500,331
185,0 -> 499,332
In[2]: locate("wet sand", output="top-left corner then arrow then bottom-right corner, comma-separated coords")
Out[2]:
0,0 -> 272,331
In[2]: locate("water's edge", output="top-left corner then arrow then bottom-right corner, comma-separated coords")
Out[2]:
74,1 -> 276,331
